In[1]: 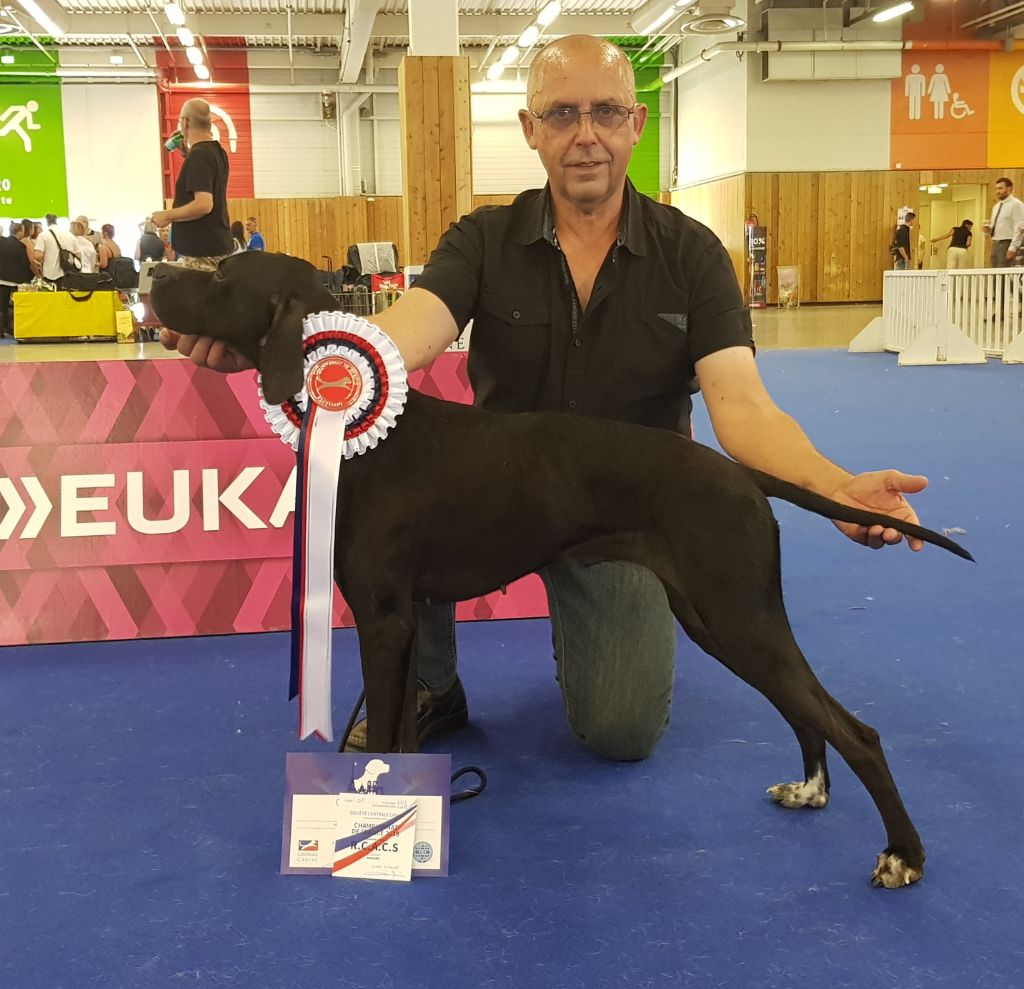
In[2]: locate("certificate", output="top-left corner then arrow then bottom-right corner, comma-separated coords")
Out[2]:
281,752 -> 451,878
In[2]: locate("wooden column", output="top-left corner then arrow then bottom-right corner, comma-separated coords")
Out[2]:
398,55 -> 473,266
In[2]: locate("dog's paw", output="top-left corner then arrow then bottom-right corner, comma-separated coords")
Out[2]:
767,776 -> 828,809
870,850 -> 924,889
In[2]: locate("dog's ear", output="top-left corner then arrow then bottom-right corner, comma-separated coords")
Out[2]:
261,294 -> 306,404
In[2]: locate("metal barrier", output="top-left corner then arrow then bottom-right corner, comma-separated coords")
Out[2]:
329,288 -> 403,318
850,268 -> 1024,365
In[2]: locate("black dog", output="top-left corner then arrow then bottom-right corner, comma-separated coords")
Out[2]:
151,252 -> 972,888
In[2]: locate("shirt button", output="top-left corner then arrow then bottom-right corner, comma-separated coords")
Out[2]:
573,338 -> 582,347
512,310 -> 520,320
568,400 -> 577,410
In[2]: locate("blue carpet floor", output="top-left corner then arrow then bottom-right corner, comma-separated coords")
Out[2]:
1,351 -> 1022,988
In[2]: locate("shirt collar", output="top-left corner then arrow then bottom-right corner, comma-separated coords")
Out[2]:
517,179 -> 648,257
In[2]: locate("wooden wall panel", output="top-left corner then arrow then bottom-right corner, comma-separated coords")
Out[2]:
399,55 -> 474,266
681,168 -> 1017,304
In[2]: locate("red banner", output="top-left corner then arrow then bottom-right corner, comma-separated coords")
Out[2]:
0,354 -> 546,644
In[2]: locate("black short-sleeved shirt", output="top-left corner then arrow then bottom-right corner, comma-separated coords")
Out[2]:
950,225 -> 971,249
0,235 -> 33,284
171,141 -> 232,258
894,223 -> 912,255
413,180 -> 753,435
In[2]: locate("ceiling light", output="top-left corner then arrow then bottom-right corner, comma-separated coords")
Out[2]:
193,63 -> 210,80
109,54 -> 124,64
518,25 -> 541,48
499,44 -> 520,66
176,27 -> 194,46
163,2 -> 186,27
13,0 -> 70,37
872,1 -> 914,23
486,61 -> 505,81
185,46 -> 204,66
629,0 -> 694,35
536,2 -> 561,27
1,53 -> 14,64
927,185 -> 942,194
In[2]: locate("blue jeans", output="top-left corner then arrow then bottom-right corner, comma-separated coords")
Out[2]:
894,258 -> 908,270
416,560 -> 676,761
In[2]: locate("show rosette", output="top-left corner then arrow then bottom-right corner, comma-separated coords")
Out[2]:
258,311 -> 408,742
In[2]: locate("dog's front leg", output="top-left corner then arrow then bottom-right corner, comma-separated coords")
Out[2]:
354,609 -> 419,753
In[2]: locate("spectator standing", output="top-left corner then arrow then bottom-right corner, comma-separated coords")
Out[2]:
135,219 -> 165,262
150,98 -> 232,270
34,217 -> 80,288
245,216 -> 265,251
71,220 -> 98,273
984,177 -> 1024,267
158,225 -> 176,261
231,220 -> 247,254
892,211 -> 915,270
930,219 -> 973,269
0,221 -> 34,336
74,215 -> 103,250
19,217 -> 40,277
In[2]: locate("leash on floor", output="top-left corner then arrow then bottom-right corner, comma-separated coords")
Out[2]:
337,689 -> 488,803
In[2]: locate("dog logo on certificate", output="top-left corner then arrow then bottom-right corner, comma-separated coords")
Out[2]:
307,356 -> 363,412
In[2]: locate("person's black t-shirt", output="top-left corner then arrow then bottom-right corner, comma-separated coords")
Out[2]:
0,235 -> 33,284
171,140 -> 232,258
950,225 -> 971,249
138,232 -> 165,261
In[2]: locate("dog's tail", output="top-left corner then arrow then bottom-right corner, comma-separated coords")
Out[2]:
747,469 -> 974,562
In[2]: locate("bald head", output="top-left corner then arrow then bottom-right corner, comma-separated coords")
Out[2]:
180,98 -> 212,131
527,35 -> 636,110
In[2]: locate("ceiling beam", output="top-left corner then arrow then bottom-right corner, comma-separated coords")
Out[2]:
340,0 -> 380,84
56,13 -> 633,42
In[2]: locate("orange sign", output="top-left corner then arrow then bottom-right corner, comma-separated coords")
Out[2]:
987,52 -> 1024,167
891,52 -> 989,169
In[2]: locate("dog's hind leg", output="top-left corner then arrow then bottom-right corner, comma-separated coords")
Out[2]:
353,606 -> 420,754
664,581 -> 923,887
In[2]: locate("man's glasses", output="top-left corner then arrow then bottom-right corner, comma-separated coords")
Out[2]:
530,104 -> 637,132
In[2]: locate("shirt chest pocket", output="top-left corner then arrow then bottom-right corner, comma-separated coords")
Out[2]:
478,290 -> 551,328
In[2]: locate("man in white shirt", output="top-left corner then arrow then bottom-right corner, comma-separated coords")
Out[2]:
983,177 -> 1024,267
33,214 -> 81,287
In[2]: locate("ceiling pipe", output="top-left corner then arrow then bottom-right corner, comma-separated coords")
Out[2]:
662,37 -> 1006,82
960,0 -> 1024,30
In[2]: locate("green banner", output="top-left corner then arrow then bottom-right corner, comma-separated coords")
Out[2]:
0,48 -> 69,217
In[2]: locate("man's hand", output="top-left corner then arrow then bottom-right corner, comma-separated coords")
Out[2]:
151,210 -> 172,228
158,328 -> 254,373
830,470 -> 928,550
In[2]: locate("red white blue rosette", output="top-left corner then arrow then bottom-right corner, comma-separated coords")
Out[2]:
258,310 -> 408,457
258,311 -> 407,742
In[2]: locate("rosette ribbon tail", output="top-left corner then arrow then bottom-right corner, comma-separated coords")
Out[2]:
292,402 -> 349,742
258,310 -> 409,745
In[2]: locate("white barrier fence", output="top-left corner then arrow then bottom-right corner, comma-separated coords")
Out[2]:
849,268 -> 1024,365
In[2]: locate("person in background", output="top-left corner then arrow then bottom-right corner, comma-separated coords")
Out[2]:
930,219 -> 973,269
162,35 -> 933,761
158,225 -> 176,261
984,177 -> 1024,267
893,211 -> 915,270
101,224 -> 121,260
0,221 -> 34,336
150,97 -> 232,270
245,216 -> 265,251
135,219 -> 165,262
231,220 -> 247,254
35,216 -> 80,288
19,217 -> 40,277
71,220 -> 98,273
74,215 -> 103,250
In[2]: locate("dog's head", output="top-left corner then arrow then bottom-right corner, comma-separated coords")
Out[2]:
149,252 -> 337,403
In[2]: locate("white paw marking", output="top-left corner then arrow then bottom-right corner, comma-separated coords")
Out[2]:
767,769 -> 828,809
871,852 -> 923,888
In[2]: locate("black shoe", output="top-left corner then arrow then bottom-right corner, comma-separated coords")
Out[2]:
341,677 -> 469,753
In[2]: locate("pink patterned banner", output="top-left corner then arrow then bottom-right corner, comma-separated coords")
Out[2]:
0,353 -> 546,645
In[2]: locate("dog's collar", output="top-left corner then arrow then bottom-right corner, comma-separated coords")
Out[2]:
258,310 -> 408,457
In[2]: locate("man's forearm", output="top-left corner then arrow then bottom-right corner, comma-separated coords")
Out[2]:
718,406 -> 851,497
